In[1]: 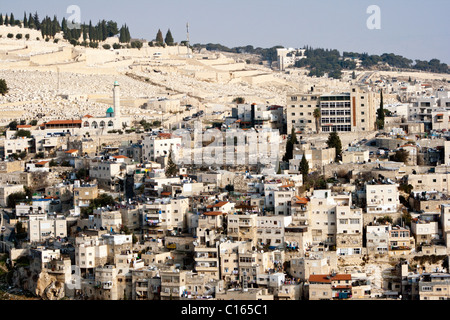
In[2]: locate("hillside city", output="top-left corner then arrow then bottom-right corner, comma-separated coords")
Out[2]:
0,11 -> 450,301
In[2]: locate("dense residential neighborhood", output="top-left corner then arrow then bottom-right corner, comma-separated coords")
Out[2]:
0,5 -> 449,303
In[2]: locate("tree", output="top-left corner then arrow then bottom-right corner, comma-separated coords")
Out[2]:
351,70 -> 356,79
0,79 -> 8,96
392,149 -> 409,164
28,13 -> 35,29
33,12 -> 40,30
165,150 -> 178,177
131,41 -> 143,49
0,13 -> 3,25
283,127 -> 298,162
299,152 -> 309,181
376,90 -> 385,130
232,97 -> 245,104
16,129 -> 31,138
23,12 -> 27,28
9,13 -> 15,26
4,14 -> 9,26
155,29 -> 164,46
7,191 -> 27,208
313,107 -> 321,133
106,20 -> 119,37
165,29 -> 174,46
326,131 -> 342,162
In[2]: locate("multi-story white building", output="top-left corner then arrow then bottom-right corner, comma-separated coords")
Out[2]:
28,214 -> 67,243
365,181 -> 400,214
256,215 -> 292,249
286,85 -> 377,134
142,133 -> 182,163
366,223 -> 390,255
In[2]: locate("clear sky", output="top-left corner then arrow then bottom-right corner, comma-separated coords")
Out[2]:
2,0 -> 449,63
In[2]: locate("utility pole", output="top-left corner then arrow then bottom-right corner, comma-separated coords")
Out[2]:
186,22 -> 191,58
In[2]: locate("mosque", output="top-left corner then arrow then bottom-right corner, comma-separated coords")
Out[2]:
42,81 -> 131,132
81,81 -> 131,131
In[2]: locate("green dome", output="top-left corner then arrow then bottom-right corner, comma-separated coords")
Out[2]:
106,107 -> 114,114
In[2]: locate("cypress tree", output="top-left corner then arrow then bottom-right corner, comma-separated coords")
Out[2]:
23,12 -> 28,28
326,131 -> 342,162
28,13 -> 35,29
299,152 -> 309,181
4,14 -> 9,26
52,15 -> 60,37
0,13 -> 3,26
156,29 -> 164,45
376,90 -> 385,130
10,13 -> 15,26
88,21 -> 94,41
165,151 -> 178,177
165,29 -> 174,46
33,12 -> 40,30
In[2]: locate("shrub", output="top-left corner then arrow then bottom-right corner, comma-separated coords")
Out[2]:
15,34 -> 22,40
7,33 -> 14,39
102,44 -> 111,50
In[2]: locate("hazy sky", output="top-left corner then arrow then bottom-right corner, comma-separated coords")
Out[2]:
2,0 -> 449,63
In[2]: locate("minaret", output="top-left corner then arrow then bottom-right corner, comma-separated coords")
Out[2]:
113,81 -> 120,118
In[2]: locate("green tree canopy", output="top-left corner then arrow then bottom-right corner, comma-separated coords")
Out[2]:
165,29 -> 174,46
0,79 -> 8,96
326,131 -> 342,162
165,150 -> 178,177
299,152 -> 309,181
156,29 -> 164,45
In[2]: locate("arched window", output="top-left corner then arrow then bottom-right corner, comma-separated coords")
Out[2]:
92,121 -> 98,129
108,121 -> 114,127
100,121 -> 105,128
84,121 -> 90,128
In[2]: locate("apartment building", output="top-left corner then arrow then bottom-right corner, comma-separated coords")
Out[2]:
75,235 -> 108,277
286,85 -> 376,134
408,173 -> 450,193
419,273 -> 450,300
194,246 -> 220,280
290,144 -> 335,172
89,160 -> 122,184
289,253 -> 336,281
73,182 -> 98,208
365,181 -> 400,214
388,226 -> 415,256
308,273 -> 352,300
160,269 -> 187,300
141,197 -> 189,233
142,133 -> 182,163
411,219 -> 439,247
131,268 -> 161,300
335,204 -> 363,256
227,213 -> 258,242
28,214 -> 67,243
89,208 -> 123,232
342,147 -> 370,164
286,92 -> 320,134
256,215 -> 292,249
228,104 -> 284,131
366,223 -> 390,255
308,190 -> 341,248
